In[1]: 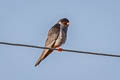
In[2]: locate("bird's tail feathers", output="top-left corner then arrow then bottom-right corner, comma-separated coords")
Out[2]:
34,49 -> 53,67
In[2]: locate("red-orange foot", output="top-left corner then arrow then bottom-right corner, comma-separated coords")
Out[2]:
56,47 -> 62,52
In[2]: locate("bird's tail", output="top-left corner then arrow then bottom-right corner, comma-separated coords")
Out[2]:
34,49 -> 53,67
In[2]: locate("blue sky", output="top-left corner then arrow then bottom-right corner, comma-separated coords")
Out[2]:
0,0 -> 120,80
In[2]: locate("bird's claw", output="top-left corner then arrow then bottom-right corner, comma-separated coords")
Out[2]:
56,47 -> 62,52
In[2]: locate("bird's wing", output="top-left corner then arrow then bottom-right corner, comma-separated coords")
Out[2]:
34,24 -> 60,67
45,24 -> 60,47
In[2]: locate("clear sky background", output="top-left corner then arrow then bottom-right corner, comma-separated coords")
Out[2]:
0,0 -> 120,80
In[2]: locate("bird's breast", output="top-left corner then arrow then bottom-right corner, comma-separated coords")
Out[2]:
54,27 -> 66,47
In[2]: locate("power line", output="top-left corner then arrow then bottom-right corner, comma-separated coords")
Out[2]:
0,41 -> 120,57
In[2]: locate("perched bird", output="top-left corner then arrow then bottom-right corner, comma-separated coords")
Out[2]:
35,18 -> 70,67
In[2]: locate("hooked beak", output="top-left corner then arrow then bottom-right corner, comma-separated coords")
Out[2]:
65,22 -> 69,25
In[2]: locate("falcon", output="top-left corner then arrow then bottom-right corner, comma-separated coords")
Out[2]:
35,18 -> 70,67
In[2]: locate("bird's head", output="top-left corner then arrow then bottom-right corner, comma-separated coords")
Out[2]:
58,18 -> 69,27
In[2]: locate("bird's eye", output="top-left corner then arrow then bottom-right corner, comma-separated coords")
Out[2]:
58,21 -> 62,24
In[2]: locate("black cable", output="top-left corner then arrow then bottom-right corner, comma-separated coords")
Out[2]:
0,41 -> 120,57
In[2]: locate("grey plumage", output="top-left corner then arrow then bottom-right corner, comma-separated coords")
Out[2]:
35,18 -> 69,67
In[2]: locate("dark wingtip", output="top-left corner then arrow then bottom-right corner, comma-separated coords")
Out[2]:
34,64 -> 38,67
34,59 -> 42,67
34,62 -> 40,67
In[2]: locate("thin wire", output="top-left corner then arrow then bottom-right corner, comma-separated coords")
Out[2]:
0,41 -> 120,57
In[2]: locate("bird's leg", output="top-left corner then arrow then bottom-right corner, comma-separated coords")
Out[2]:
55,45 -> 62,52
56,47 -> 62,52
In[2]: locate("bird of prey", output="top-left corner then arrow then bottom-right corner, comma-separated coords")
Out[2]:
35,18 -> 69,67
